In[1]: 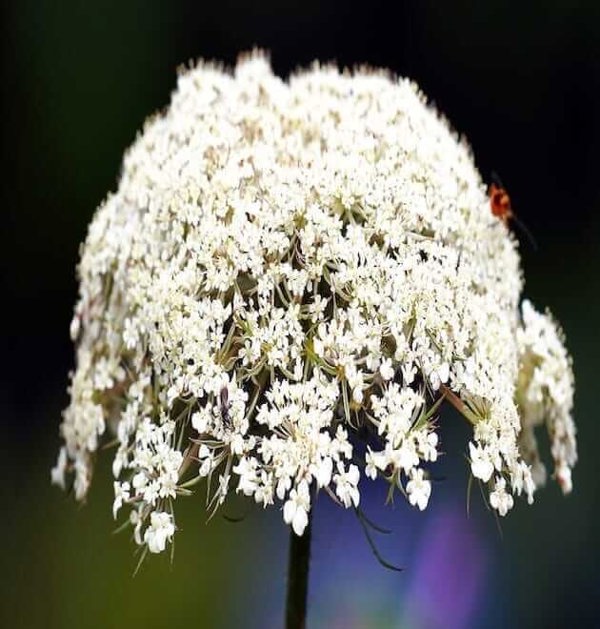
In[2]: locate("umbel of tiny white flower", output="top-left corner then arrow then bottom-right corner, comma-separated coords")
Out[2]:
51,51 -> 577,557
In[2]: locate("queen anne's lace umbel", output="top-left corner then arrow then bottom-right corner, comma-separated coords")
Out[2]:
52,53 -> 577,554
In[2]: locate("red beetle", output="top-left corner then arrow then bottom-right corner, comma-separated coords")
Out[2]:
488,182 -> 513,224
488,177 -> 537,249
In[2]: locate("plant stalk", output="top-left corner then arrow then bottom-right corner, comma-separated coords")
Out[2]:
285,511 -> 312,629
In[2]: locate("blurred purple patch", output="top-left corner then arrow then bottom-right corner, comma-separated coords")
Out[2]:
402,506 -> 488,629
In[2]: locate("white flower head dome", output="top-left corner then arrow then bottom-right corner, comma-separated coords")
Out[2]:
52,52 -> 577,553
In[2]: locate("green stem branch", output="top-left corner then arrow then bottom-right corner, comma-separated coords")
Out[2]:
285,511 -> 312,629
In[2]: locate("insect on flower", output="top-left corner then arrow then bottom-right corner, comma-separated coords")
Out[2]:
489,174 -> 537,250
489,181 -> 513,224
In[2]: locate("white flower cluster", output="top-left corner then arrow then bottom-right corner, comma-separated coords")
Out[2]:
52,53 -> 577,554
516,300 -> 577,492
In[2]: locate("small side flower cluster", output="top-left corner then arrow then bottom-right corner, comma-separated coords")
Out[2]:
52,53 -> 577,555
516,300 -> 577,492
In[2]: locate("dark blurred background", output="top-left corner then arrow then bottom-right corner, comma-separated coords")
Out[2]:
1,1 -> 599,627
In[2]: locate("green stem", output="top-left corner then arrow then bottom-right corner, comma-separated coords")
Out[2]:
285,511 -> 312,629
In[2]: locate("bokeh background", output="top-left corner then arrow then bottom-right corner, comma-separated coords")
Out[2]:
2,1 -> 599,627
